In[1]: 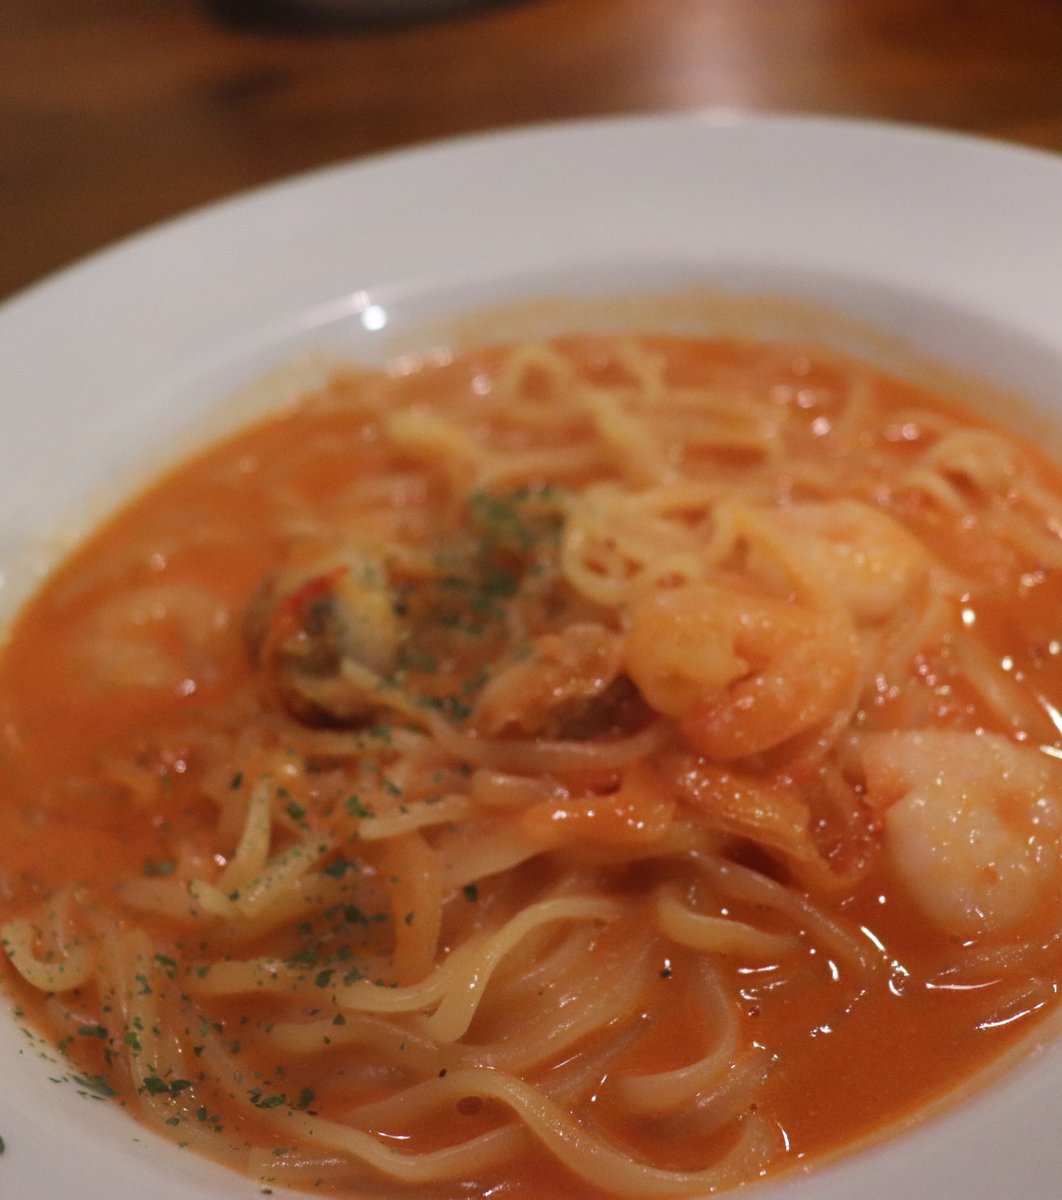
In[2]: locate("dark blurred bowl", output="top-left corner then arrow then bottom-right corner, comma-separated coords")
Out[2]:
206,0 -> 496,26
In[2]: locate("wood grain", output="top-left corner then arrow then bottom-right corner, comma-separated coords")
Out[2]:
3,0 -> 1061,301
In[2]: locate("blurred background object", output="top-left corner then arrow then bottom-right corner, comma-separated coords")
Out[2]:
206,0 -> 501,29
2,0 -> 1061,303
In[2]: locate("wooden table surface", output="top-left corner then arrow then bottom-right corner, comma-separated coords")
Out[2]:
3,0 -> 1061,305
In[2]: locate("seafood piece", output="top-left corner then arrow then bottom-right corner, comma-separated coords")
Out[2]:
773,500 -> 930,624
623,584 -> 859,758
862,729 -> 1062,937
472,622 -> 626,738
245,554 -> 400,724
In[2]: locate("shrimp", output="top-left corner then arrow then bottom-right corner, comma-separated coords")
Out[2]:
862,730 -> 1062,938
772,500 -> 930,624
623,584 -> 860,759
80,582 -> 230,690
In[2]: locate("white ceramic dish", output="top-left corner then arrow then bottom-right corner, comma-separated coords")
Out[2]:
1,113 -> 1061,1200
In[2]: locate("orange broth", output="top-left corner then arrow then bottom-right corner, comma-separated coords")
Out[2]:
2,335 -> 1062,1196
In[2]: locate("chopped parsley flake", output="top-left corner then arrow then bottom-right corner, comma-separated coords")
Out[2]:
72,1073 -> 117,1098
345,795 -> 375,820
323,856 -> 359,879
154,954 -> 178,978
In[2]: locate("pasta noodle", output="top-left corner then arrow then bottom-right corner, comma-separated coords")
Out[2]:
3,332 -> 1062,1198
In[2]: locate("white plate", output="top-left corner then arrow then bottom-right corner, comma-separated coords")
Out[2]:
2,113 -> 1062,1200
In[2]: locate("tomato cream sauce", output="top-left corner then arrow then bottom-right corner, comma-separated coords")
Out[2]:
2,336 -> 1062,1197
